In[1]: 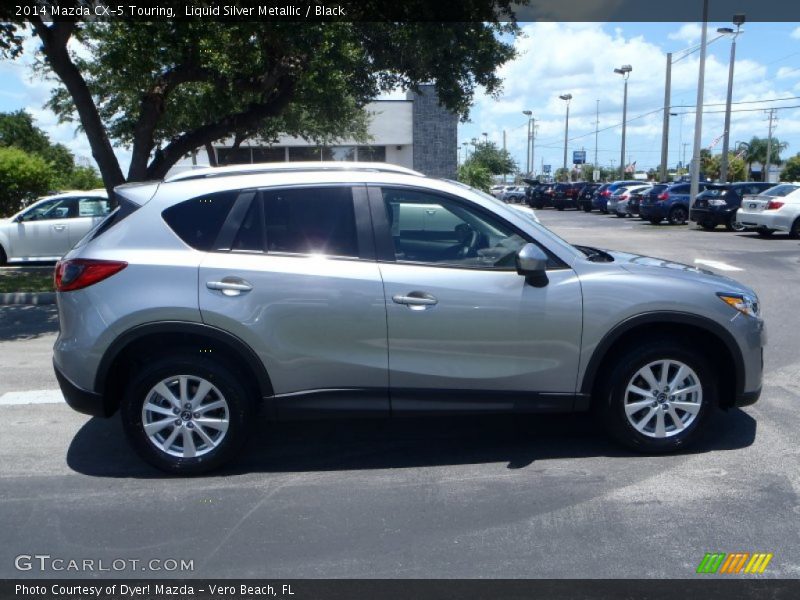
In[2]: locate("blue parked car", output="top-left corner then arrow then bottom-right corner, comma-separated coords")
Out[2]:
640,182 -> 709,225
591,180 -> 641,213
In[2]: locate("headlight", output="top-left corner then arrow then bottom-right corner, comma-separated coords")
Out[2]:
708,199 -> 727,206
717,293 -> 760,317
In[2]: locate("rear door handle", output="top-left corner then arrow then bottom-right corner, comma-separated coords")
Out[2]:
206,278 -> 253,296
392,291 -> 438,310
52,225 -> 66,231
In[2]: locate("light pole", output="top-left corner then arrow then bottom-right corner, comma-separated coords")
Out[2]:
522,110 -> 533,176
481,132 -> 489,144
717,14 -> 745,182
614,65 -> 632,180
559,94 -> 572,178
461,141 -> 469,163
690,0 -> 709,205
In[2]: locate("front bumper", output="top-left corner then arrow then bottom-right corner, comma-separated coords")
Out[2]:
54,359 -> 112,417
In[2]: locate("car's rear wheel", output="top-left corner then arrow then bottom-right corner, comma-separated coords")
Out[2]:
582,205 -> 592,213
0,245 -> 6,266
648,217 -> 662,225
121,353 -> 255,474
668,206 -> 688,225
699,221 -> 716,230
599,339 -> 716,453
756,227 -> 774,237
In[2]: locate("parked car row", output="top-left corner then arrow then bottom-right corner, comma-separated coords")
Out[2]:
520,177 -> 800,238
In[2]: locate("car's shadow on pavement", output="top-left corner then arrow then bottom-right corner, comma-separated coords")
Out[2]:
0,305 -> 59,341
66,408 -> 757,479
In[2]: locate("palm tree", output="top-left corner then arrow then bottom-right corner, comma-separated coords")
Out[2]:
739,137 -> 789,181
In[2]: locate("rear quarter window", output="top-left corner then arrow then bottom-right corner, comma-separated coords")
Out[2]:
162,191 -> 238,251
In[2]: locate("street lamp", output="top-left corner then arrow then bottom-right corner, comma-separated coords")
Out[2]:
461,141 -> 469,162
559,94 -> 572,178
717,14 -> 745,182
670,112 -> 684,172
522,110 -> 533,176
481,132 -> 489,144
614,65 -> 632,179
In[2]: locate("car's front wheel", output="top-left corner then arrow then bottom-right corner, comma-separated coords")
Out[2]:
121,353 -> 255,474
756,227 -> 774,237
726,214 -> 746,232
600,339 -> 716,453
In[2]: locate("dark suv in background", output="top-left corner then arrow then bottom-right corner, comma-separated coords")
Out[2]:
577,183 -> 601,212
552,182 -> 586,211
640,182 -> 708,225
690,182 -> 776,231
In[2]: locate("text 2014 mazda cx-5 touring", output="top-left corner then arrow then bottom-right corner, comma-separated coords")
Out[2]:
53,162 -> 765,474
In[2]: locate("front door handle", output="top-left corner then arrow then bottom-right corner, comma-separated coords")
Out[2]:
52,225 -> 66,231
206,278 -> 253,296
392,291 -> 438,310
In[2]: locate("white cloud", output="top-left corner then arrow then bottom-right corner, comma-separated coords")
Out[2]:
791,26 -> 800,40
668,23 -> 702,45
463,22 -> 800,171
776,66 -> 800,80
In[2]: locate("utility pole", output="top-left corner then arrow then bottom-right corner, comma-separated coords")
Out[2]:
531,121 -> 536,178
659,52 -> 672,182
594,99 -> 599,169
719,15 -> 745,182
502,130 -> 507,183
522,110 -> 532,176
765,108 -> 776,183
690,0 -> 709,206
614,65 -> 632,179
559,94 -> 572,174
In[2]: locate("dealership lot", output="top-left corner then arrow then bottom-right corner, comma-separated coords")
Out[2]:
1,210 -> 799,579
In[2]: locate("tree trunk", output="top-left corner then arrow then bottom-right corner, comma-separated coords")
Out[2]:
30,19 -> 125,199
205,142 -> 218,167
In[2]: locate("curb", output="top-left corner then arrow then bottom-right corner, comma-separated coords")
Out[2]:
0,292 -> 56,306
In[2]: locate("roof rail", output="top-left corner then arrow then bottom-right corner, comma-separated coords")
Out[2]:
164,161 -> 423,182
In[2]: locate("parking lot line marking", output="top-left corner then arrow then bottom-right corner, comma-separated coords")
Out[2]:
0,389 -> 64,406
694,259 -> 743,272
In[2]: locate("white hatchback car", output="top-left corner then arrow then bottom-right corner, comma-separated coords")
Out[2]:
0,191 -> 110,264
735,183 -> 800,238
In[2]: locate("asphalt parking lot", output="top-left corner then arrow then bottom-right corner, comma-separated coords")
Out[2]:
1,209 -> 799,579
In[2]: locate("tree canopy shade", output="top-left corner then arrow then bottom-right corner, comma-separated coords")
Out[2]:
2,2 -> 521,194
780,154 -> 800,182
465,141 -> 518,177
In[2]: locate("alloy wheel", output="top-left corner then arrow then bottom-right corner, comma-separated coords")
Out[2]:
623,360 -> 703,439
141,375 -> 230,458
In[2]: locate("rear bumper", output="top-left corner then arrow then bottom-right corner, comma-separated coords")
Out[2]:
54,359 -> 112,417
690,207 -> 732,225
735,209 -> 793,232
639,204 -> 666,219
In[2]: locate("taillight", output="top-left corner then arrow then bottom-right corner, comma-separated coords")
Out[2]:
657,192 -> 669,201
766,200 -> 784,210
621,194 -> 630,200
54,259 -> 127,292
602,190 -> 611,196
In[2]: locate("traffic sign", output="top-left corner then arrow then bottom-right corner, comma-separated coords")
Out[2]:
573,151 -> 587,165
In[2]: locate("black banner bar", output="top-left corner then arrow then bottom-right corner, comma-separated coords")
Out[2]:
4,580 -> 800,600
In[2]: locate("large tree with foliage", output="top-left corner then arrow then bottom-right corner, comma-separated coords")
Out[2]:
780,154 -> 800,182
2,2 -> 520,195
464,141 -> 517,177
738,137 -> 789,180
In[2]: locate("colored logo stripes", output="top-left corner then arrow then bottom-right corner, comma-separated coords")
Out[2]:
696,552 -> 773,574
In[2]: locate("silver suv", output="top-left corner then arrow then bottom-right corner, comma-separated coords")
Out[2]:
53,163 -> 765,474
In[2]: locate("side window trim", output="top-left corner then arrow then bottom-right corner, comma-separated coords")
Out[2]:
213,190 -> 257,251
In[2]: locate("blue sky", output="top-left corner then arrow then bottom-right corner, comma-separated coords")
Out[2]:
1,21 -> 799,175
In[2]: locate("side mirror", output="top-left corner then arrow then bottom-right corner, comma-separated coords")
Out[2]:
516,243 -> 549,287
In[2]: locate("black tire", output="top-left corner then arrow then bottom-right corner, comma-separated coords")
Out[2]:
0,245 -> 6,266
789,218 -> 800,240
615,212 -> 626,218
599,338 -> 717,453
668,205 -> 688,225
121,352 -> 256,474
756,227 -> 774,237
582,205 -> 592,213
648,217 -> 662,225
725,214 -> 746,232
557,206 -> 564,211
699,221 -> 716,231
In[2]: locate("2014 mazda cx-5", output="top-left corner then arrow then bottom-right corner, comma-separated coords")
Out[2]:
53,162 -> 765,474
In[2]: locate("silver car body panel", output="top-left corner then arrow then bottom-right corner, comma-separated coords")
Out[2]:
53,169 -> 764,415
